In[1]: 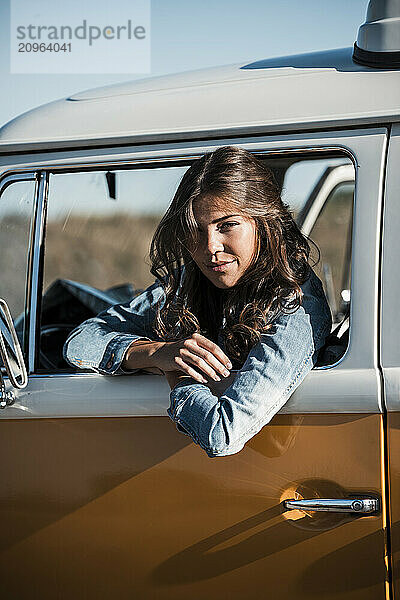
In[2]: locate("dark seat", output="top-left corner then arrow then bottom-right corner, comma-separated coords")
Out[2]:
317,309 -> 350,366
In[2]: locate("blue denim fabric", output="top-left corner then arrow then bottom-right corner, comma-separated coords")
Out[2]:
64,268 -> 332,457
64,280 -> 165,374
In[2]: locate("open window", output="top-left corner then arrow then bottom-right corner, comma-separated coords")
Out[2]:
37,152 -> 354,373
0,176 -> 36,360
296,164 -> 354,324
38,166 -> 188,372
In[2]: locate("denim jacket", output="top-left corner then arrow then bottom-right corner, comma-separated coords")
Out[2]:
64,268 -> 332,458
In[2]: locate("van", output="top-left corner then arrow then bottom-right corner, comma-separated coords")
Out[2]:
0,1 -> 399,598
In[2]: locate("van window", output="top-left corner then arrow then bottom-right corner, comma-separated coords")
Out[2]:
37,154 -> 354,373
282,160 -> 354,325
0,179 -> 35,352
308,181 -> 353,323
38,166 -> 187,371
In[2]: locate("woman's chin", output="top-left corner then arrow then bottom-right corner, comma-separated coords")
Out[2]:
209,273 -> 238,289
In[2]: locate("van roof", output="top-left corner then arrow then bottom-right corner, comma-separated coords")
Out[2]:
0,46 -> 399,152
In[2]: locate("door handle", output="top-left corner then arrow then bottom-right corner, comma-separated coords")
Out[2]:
284,497 -> 379,514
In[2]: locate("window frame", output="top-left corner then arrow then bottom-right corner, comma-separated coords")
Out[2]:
0,171 -> 39,369
35,149 -> 356,376
35,146 -> 357,376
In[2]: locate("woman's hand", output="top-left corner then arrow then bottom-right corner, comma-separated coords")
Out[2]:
155,333 -> 232,384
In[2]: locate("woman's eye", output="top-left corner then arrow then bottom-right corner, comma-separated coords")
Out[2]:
219,222 -> 239,231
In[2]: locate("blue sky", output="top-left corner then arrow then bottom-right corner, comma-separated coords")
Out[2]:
0,0 -> 368,127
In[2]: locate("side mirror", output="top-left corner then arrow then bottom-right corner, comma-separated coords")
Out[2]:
0,298 -> 28,408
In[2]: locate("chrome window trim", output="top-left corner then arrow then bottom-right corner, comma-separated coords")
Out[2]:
27,172 -> 48,373
0,172 -> 37,193
0,145 -> 357,177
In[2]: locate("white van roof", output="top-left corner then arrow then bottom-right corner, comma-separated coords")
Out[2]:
0,47 -> 399,152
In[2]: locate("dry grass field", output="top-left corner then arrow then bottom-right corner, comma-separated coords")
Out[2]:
43,213 -> 162,295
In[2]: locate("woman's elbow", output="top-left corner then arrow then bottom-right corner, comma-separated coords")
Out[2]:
202,436 -> 246,458
170,390 -> 248,458
200,418 -> 246,458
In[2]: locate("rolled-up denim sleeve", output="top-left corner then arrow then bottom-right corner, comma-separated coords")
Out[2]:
63,280 -> 166,375
168,273 -> 332,458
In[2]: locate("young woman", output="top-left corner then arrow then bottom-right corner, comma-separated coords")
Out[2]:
64,146 -> 332,457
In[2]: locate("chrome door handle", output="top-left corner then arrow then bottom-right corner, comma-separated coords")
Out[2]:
284,498 -> 379,514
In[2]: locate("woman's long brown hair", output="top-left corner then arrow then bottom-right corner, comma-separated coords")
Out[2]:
149,145 -> 312,368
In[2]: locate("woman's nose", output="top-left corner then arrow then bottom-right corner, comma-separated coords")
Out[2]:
204,230 -> 224,255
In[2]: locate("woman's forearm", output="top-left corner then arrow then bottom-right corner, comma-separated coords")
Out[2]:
122,334 -> 232,381
122,340 -> 167,370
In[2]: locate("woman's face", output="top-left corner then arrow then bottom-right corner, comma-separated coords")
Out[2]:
191,195 -> 258,289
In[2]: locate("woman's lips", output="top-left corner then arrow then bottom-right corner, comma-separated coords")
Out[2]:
206,260 -> 235,272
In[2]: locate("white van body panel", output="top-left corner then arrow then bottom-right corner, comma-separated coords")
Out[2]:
0,47 -> 399,151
